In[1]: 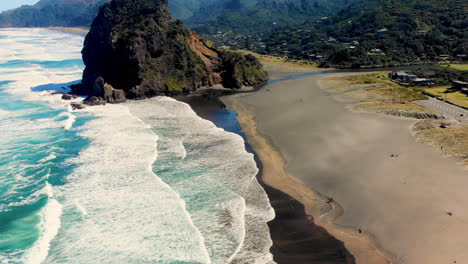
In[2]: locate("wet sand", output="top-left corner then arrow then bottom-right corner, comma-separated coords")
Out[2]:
181,95 -> 356,263
222,69 -> 468,264
47,27 -> 89,35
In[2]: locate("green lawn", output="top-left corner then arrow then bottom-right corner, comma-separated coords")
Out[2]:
424,86 -> 468,108
438,64 -> 468,71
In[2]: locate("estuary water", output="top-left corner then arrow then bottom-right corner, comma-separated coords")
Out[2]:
0,28 -> 275,264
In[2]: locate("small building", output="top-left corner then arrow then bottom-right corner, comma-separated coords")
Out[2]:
452,80 -> 468,90
411,78 -> 435,86
370,48 -> 384,54
376,28 -> 389,35
389,71 -> 417,83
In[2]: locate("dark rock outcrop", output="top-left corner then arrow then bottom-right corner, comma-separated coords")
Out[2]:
72,0 -> 268,101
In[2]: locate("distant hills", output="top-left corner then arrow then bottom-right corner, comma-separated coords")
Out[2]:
190,0 -> 364,33
221,0 -> 467,67
0,0 -> 362,30
0,0 -> 108,27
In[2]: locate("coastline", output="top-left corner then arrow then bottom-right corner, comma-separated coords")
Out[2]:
46,27 -> 89,35
221,67 -> 468,264
222,95 -> 392,264
180,95 -> 356,263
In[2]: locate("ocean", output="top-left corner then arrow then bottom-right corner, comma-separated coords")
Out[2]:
0,28 -> 275,264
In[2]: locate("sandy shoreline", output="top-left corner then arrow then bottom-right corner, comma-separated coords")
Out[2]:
46,27 -> 89,35
222,67 -> 468,263
182,94 -> 355,263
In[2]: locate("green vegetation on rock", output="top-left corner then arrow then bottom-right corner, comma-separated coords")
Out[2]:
75,0 -> 268,99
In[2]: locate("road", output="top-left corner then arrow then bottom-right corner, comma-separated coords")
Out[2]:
414,97 -> 468,123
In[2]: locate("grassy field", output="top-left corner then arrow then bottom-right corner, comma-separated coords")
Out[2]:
413,120 -> 468,167
234,50 -> 321,68
424,86 -> 468,108
341,73 -> 428,101
323,73 -> 434,115
324,73 -> 467,168
438,64 -> 468,71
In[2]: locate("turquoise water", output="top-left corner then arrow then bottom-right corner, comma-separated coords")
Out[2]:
0,28 -> 275,264
0,29 -> 89,263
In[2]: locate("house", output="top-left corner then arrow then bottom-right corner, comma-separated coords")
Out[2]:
389,71 -> 417,83
452,80 -> 468,90
376,28 -> 389,35
411,78 -> 435,86
370,49 -> 384,54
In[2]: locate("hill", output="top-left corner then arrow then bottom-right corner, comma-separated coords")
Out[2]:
0,0 -> 363,30
189,0 -> 364,33
0,0 -> 108,27
223,0 -> 467,68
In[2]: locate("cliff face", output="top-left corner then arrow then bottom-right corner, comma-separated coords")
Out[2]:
75,0 -> 268,101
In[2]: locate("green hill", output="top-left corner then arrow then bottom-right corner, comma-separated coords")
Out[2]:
232,0 -> 467,67
190,0 -> 363,33
0,0 -> 108,27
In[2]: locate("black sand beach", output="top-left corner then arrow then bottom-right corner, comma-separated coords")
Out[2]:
179,94 -> 355,264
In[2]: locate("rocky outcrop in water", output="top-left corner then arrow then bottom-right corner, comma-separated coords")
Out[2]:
72,0 -> 268,102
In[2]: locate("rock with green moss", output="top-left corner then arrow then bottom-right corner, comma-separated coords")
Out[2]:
74,0 -> 268,101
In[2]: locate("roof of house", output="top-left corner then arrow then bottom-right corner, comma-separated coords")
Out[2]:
413,78 -> 431,82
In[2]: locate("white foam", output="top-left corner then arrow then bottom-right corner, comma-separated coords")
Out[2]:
57,112 -> 76,130
24,183 -> 63,264
127,97 -> 276,264
0,28 -> 85,264
39,154 -> 57,163
0,109 -> 10,118
44,104 -> 211,264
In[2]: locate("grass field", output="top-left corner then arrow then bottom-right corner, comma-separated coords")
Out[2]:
438,64 -> 468,71
413,120 -> 468,167
324,73 -> 433,114
424,86 -> 468,108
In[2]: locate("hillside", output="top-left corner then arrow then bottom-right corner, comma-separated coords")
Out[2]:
0,0 -> 108,27
0,0 -> 363,31
190,0 -> 364,33
226,0 -> 467,68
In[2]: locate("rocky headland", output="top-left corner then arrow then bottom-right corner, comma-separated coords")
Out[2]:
71,0 -> 268,105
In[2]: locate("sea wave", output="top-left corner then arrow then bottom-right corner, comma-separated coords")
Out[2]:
44,104 -> 211,264
128,97 -> 276,263
23,184 -> 63,264
0,28 -> 87,264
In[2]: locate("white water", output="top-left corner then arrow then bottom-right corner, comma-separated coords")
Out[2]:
45,104 -> 211,263
1,28 -> 276,264
128,97 -> 276,264
0,28 -> 85,264
24,184 -> 63,264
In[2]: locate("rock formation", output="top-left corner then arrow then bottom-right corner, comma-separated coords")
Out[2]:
72,0 -> 268,103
